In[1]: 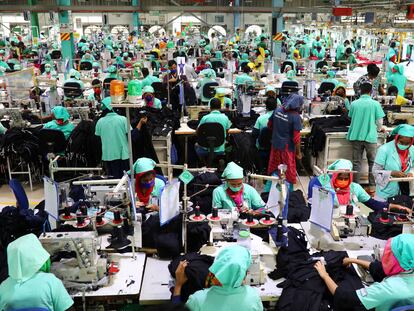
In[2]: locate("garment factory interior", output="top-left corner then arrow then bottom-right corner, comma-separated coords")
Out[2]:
0,0 -> 414,310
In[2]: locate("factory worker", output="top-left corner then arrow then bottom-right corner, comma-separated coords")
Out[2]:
387,63 -> 407,97
208,87 -> 233,109
87,79 -> 102,103
292,47 -> 301,61
0,49 -> 11,71
239,52 -> 249,69
95,97 -> 130,179
65,68 -> 84,91
176,245 -> 263,311
200,61 -> 216,79
335,47 -> 358,70
314,234 -> 414,311
308,159 -> 410,214
265,85 -> 279,101
373,124 -> 414,201
43,106 -> 75,140
212,162 -> 265,211
312,36 -> 323,49
142,85 -> 162,109
311,45 -> 326,60
268,94 -> 304,185
81,47 -> 94,64
141,67 -> 161,88
0,234 -> 73,311
43,63 -> 56,79
235,65 -> 254,99
195,98 -> 231,158
353,63 -> 382,98
105,65 -> 120,80
42,53 -> 54,67
197,69 -> 217,103
115,55 -> 125,69
335,40 -> 350,61
133,157 -> 166,212
92,61 -> 101,77
387,86 -> 412,106
321,70 -> 339,88
254,48 -> 265,74
285,69 -> 297,83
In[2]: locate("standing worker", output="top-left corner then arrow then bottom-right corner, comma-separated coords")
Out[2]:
95,97 -> 130,179
347,83 -> 385,194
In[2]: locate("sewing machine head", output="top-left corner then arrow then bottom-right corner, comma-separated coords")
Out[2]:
376,95 -> 396,106
387,109 -> 414,125
39,231 -> 107,283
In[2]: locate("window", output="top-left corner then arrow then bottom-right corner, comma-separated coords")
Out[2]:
215,16 -> 224,23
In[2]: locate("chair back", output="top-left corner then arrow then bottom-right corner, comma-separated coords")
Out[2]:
202,82 -> 219,100
38,128 -> 67,154
51,50 -> 62,60
197,122 -> 225,149
80,61 -> 92,71
63,81 -> 83,98
318,82 -> 336,95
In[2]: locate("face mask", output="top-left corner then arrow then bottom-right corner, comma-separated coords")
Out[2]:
45,68 -> 51,73
228,184 -> 242,192
335,179 -> 349,189
170,69 -> 177,74
145,95 -> 153,102
94,88 -> 101,96
398,143 -> 410,151
56,119 -> 65,125
141,180 -> 155,189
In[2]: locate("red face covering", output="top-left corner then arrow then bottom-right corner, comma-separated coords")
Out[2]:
56,119 -> 65,125
135,171 -> 156,205
331,173 -> 352,205
225,184 -> 244,210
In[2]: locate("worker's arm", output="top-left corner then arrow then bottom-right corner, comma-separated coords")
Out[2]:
172,261 -> 188,303
314,261 -> 338,295
343,257 -> 371,270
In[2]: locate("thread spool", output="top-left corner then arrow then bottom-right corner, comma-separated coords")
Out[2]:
212,207 -> 218,218
380,209 -> 390,223
80,205 -> 88,216
112,210 -> 123,225
195,206 -> 201,217
96,214 -> 103,224
247,214 -> 254,224
346,205 -> 353,216
76,212 -> 84,226
265,214 -> 270,221
276,216 -> 284,242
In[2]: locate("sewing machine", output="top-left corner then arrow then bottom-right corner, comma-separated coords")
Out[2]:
376,95 -> 396,106
0,107 -> 27,127
209,209 -> 240,242
245,253 -> 266,286
387,106 -> 414,125
331,204 -> 371,240
39,231 -> 107,283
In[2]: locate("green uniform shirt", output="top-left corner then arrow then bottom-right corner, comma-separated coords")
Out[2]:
0,272 -> 74,311
43,120 -> 75,140
141,75 -> 161,88
356,272 -> 414,311
347,95 -> 384,144
95,112 -> 129,161
212,183 -> 265,210
0,123 -> 7,135
186,285 -> 263,311
253,110 -> 274,149
374,141 -> 414,200
198,110 -> 231,153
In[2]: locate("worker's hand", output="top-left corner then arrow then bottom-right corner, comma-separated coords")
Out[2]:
135,201 -> 145,208
389,203 -> 412,215
136,116 -> 147,130
314,261 -> 329,280
342,257 -> 354,268
175,260 -> 189,286
379,127 -> 387,133
296,151 -> 303,160
146,204 -> 159,212
391,171 -> 406,178
407,172 -> 414,178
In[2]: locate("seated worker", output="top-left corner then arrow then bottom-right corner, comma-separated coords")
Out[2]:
65,69 -> 85,92
197,69 -> 216,104
331,84 -> 351,111
195,98 -> 231,158
132,62 -> 143,79
141,67 -> 161,88
0,234 -> 74,311
321,70 -> 339,88
199,61 -> 217,80
81,47 -> 95,64
133,157 -> 166,212
43,106 -> 75,140
87,79 -> 102,104
43,63 -> 57,79
142,85 -> 162,109
388,86 -> 412,105
335,47 -> 358,70
115,55 -> 125,69
314,234 -> 414,311
308,159 -> 410,213
311,45 -> 326,60
92,61 -> 102,77
0,49 -> 11,71
105,65 -> 120,80
373,124 -> 414,201
387,63 -> 407,97
173,245 -> 263,311
235,65 -> 254,102
208,87 -> 233,109
284,69 -> 298,83
212,161 -> 265,211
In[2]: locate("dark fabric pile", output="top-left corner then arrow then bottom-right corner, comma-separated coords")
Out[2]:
0,127 -> 41,164
0,203 -> 48,283
308,116 -> 351,157
270,227 -> 364,311
66,120 -> 102,167
186,172 -> 222,215
168,253 -> 214,302
133,106 -> 181,137
232,110 -> 260,131
227,132 -> 261,174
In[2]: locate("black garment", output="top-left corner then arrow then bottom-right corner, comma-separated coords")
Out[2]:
287,190 -> 311,223
66,120 -> 102,167
333,287 -> 366,311
104,159 -> 129,179
368,212 -> 403,240
369,260 -> 386,283
187,172 -> 222,215
227,132 -> 261,174
308,116 -> 351,157
0,127 -> 41,165
168,253 -> 214,302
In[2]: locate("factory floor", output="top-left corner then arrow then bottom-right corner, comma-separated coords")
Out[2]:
0,181 -> 44,209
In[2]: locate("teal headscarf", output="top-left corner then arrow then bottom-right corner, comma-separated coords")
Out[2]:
101,97 -> 112,110
391,124 -> 414,138
132,157 -> 156,174
328,159 -> 353,171
52,106 -> 70,122
69,69 -> 81,80
390,234 -> 414,271
222,162 -> 244,179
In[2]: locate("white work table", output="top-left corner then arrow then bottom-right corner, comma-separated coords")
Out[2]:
140,257 -> 172,305
72,252 -> 145,298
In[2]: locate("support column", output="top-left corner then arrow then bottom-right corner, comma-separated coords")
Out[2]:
28,0 -> 40,46
132,0 -> 140,34
272,0 -> 284,65
233,0 -> 240,33
57,0 -> 75,66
